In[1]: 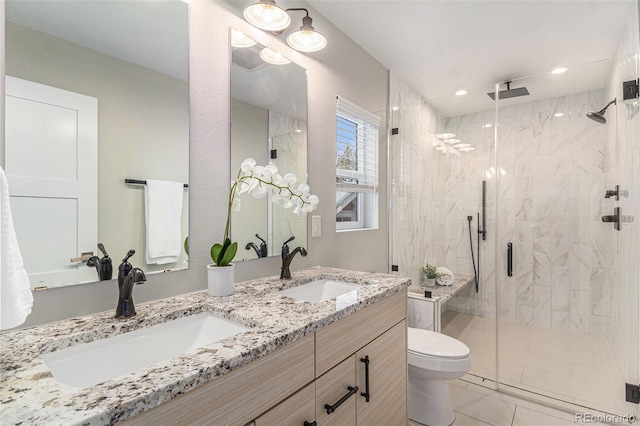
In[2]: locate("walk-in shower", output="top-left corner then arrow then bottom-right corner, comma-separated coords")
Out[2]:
390,54 -> 639,420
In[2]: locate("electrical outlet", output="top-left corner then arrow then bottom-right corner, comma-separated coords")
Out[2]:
312,215 -> 321,237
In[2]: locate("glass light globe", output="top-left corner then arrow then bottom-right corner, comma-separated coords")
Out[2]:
243,1 -> 290,32
260,47 -> 291,65
231,29 -> 257,48
287,16 -> 327,52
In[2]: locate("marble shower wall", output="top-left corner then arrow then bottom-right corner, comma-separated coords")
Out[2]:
444,90 -> 619,338
607,3 -> 639,388
389,73 -> 448,287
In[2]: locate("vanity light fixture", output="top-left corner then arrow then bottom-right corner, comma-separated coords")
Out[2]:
435,146 -> 447,152
286,9 -> 327,52
243,0 -> 290,32
454,142 -> 471,148
243,3 -> 327,52
444,138 -> 461,145
231,29 -> 257,48
459,146 -> 476,152
260,47 -> 291,65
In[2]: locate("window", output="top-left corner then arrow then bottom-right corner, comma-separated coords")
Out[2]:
336,96 -> 379,231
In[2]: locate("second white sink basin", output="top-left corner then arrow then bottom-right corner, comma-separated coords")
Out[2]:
41,312 -> 249,391
278,279 -> 360,304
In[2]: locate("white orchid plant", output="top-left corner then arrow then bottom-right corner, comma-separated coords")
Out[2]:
211,158 -> 319,267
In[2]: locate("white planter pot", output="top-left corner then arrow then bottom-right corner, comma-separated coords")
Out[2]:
425,278 -> 436,287
207,263 -> 235,297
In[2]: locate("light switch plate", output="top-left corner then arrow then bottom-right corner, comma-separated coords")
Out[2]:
312,215 -> 321,237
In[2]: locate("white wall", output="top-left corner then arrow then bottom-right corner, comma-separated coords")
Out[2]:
1,0 -> 390,327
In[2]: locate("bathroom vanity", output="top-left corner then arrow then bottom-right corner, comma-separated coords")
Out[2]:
0,267 -> 409,425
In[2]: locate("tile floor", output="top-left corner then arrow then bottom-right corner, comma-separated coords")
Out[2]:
410,379 -> 611,426
440,310 -> 637,419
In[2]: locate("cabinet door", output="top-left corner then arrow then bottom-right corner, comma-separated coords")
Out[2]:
255,383 -> 315,426
356,320 -> 407,426
316,357 -> 357,425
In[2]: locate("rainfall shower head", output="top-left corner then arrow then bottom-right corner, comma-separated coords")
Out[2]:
586,98 -> 616,124
487,81 -> 530,100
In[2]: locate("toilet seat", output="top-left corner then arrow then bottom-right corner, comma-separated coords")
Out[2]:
408,327 -> 470,359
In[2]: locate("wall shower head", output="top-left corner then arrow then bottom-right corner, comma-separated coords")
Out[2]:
586,98 -> 616,124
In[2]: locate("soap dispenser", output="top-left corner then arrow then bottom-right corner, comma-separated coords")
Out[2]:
86,243 -> 113,281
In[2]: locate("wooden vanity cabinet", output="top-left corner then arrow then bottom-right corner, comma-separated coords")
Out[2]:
124,289 -> 407,426
314,290 -> 408,426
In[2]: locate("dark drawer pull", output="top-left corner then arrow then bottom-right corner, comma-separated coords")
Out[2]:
360,356 -> 371,402
325,385 -> 359,414
303,422 -> 317,426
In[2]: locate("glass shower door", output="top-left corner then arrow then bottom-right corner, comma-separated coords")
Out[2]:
495,57 -> 639,419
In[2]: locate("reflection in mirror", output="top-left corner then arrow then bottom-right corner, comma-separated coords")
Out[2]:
4,1 -> 190,289
230,29 -> 308,260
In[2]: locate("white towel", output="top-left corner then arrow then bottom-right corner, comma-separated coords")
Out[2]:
1,167 -> 33,329
145,180 -> 184,265
436,266 -> 455,286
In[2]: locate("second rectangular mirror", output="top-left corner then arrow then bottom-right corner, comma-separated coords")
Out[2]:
230,29 -> 308,260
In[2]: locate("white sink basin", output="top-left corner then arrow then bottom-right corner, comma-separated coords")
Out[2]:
278,279 -> 360,304
41,312 -> 249,391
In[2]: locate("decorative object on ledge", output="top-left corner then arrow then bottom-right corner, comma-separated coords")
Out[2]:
420,263 -> 439,287
243,1 -> 327,52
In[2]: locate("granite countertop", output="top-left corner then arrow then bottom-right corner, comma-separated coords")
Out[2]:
0,266 -> 409,426
407,274 -> 474,304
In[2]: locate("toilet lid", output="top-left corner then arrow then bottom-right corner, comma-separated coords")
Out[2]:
408,327 -> 470,359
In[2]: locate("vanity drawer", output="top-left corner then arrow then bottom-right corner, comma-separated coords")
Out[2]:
124,333 -> 314,426
315,289 -> 406,376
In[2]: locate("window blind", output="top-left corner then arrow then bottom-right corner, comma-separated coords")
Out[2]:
336,96 -> 380,193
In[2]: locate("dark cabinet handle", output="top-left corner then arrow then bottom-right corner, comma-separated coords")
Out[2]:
360,356 -> 371,402
507,242 -> 513,277
325,386 -> 359,414
303,422 -> 317,426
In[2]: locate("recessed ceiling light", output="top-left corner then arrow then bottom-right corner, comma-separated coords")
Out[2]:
454,143 -> 471,148
551,67 -> 568,74
554,113 -> 564,117
435,133 -> 456,139
455,90 -> 468,96
444,138 -> 461,144
459,146 -> 476,152
392,106 -> 400,111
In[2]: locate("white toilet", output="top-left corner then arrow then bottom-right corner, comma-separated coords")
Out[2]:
407,327 -> 471,426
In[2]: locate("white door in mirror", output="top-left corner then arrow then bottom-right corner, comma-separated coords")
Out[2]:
5,77 -> 98,289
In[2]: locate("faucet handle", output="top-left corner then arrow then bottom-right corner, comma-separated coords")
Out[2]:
283,236 -> 295,246
122,249 -> 135,263
98,243 -> 109,258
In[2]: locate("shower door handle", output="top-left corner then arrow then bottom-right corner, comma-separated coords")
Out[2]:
507,242 -> 513,277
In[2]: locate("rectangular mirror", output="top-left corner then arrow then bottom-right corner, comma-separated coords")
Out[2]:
4,1 -> 190,289
230,29 -> 308,260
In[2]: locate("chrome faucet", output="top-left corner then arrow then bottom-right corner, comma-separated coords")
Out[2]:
115,249 -> 146,319
281,236 -> 307,279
